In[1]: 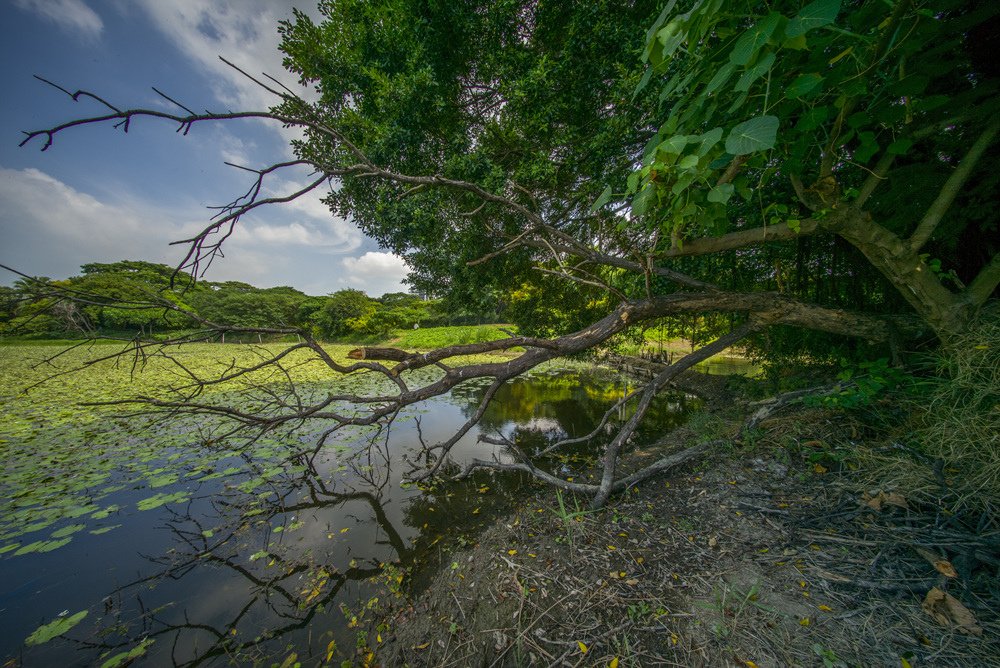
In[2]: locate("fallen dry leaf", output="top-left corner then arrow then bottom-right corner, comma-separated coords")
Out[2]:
921,587 -> 982,636
933,560 -> 959,578
863,491 -> 908,511
914,547 -> 958,578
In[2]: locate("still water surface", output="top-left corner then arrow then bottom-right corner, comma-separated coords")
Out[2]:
1,365 -> 699,666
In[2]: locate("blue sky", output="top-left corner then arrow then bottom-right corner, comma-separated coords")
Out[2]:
0,0 -> 410,297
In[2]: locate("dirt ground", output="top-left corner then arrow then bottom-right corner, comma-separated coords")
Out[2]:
372,374 -> 999,667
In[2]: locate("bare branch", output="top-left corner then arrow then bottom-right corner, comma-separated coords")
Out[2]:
963,253 -> 1000,308
855,152 -> 896,208
909,120 -> 1000,251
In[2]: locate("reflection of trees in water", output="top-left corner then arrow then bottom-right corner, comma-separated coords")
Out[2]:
468,371 -> 701,455
32,371 -> 700,666
68,465 -> 410,667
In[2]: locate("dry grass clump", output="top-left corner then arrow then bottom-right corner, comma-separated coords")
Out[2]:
867,316 -> 1000,512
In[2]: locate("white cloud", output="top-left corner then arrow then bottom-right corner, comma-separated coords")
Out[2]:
0,167 -> 195,278
13,0 -> 103,40
133,1 -> 318,112
0,166 -> 373,293
339,252 -> 411,296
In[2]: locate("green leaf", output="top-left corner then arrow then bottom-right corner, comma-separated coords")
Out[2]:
725,116 -> 779,155
26,611 -> 88,646
786,73 -> 824,99
100,638 -> 155,668
89,525 -> 121,535
678,155 -> 700,169
787,218 -> 802,233
704,63 -> 735,96
796,106 -> 830,131
626,170 -> 641,195
50,524 -> 85,539
855,132 -> 879,163
729,13 -> 781,66
783,34 -> 808,50
14,537 -> 72,555
697,127 -> 724,155
786,0 -> 841,38
590,185 -> 613,213
633,67 -> 653,98
137,491 -> 190,511
657,135 -> 690,154
734,52 -> 775,93
707,183 -> 735,204
631,184 -> 657,217
887,138 -> 913,155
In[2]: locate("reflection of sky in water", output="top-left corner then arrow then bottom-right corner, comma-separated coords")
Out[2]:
1,367 -> 698,666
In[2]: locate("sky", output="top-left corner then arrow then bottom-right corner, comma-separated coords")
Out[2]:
0,0 -> 411,297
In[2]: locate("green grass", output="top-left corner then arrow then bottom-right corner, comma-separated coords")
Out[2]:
389,324 -> 515,350
860,316 -> 1000,512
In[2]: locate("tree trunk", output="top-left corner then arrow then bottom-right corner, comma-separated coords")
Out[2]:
822,207 -> 969,340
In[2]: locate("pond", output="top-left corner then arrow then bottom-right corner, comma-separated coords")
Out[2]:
0,345 -> 701,666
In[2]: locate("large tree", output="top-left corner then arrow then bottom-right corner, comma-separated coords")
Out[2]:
20,0 -> 1000,506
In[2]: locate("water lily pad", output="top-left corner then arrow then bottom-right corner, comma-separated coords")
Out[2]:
25,610 -> 88,646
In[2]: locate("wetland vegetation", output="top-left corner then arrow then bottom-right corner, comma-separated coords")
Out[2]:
0,342 -> 702,665
5,0 -> 1000,664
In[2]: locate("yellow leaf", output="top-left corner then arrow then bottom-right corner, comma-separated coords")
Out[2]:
829,46 -> 853,64
508,549 -> 517,556
472,507 -> 480,515
670,632 -> 679,645
577,641 -> 588,654
818,605 -> 833,612
799,617 -> 810,626
607,545 -> 617,551
377,633 -> 382,643
415,642 -> 430,650
746,662 -> 759,668
326,640 -> 337,662
901,657 -> 913,668
339,527 -> 350,534
609,658 -> 620,668
813,463 -> 828,474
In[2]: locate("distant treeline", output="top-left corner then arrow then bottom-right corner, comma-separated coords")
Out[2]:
0,260 -> 498,341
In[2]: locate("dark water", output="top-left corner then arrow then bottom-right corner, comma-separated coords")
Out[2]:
0,366 -> 699,667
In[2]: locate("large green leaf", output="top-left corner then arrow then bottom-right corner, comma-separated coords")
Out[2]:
631,184 -> 657,217
786,73 -> 824,99
707,183 -> 735,204
704,63 -> 735,96
696,128 -> 724,156
25,611 -> 88,646
589,186 -> 613,213
734,53 -> 775,93
729,13 -> 781,66
786,0 -> 841,38
725,116 -> 779,155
